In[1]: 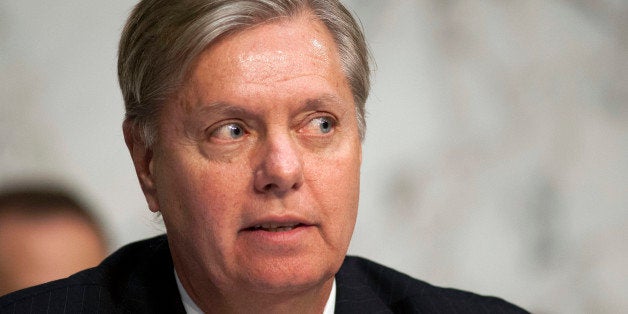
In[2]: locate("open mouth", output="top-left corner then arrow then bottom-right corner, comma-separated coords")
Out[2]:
245,223 -> 304,232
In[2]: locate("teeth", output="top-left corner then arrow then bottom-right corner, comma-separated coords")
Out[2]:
252,223 -> 299,232
268,226 -> 294,232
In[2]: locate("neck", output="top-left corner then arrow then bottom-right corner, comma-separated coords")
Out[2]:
176,267 -> 334,314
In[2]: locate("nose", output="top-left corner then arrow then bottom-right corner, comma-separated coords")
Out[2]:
253,133 -> 304,195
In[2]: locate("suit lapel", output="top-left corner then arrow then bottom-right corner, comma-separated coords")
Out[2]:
334,257 -> 392,313
120,235 -> 187,313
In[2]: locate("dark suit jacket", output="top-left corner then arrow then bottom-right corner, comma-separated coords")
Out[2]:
0,235 -> 527,313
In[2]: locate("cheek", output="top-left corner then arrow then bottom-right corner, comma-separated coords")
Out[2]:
308,142 -> 361,228
156,158 -> 251,266
161,156 -> 254,227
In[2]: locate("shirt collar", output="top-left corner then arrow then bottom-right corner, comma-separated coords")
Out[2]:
175,270 -> 204,314
175,270 -> 336,313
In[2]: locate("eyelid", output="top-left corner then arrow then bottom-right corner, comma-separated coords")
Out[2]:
299,113 -> 337,135
206,120 -> 248,142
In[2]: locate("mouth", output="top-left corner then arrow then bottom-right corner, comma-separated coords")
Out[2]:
245,223 -> 305,233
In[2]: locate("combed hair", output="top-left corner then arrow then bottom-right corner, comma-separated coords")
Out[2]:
118,0 -> 370,146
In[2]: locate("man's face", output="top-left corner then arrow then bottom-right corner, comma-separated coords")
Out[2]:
136,16 -> 361,296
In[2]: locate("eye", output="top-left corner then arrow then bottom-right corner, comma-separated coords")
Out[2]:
209,122 -> 247,141
302,116 -> 335,135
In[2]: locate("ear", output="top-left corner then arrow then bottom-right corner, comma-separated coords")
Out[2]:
123,120 -> 160,212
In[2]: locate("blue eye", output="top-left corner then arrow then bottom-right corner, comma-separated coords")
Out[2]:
308,116 -> 334,134
227,124 -> 243,138
210,123 -> 246,141
317,117 -> 332,134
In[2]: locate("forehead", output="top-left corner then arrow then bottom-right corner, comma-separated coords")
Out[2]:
186,15 -> 345,94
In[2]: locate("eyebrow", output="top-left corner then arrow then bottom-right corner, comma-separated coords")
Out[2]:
192,93 -> 347,118
303,94 -> 346,111
193,101 -> 252,119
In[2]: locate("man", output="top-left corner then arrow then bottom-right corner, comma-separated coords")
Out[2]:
0,0 -> 527,313
0,187 -> 107,296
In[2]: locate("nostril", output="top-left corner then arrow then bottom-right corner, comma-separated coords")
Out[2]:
259,181 -> 300,194
253,152 -> 304,194
263,183 -> 277,191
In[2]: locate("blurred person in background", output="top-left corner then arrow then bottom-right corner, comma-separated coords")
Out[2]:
0,187 -> 108,296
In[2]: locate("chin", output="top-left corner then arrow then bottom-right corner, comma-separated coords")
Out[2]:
240,256 -> 336,294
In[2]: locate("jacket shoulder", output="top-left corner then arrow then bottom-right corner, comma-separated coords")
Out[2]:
0,235 -> 183,313
336,256 -> 528,313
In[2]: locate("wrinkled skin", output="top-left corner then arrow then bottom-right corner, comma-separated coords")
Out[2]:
125,14 -> 362,313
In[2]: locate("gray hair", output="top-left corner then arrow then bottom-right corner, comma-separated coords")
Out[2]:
118,0 -> 370,146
